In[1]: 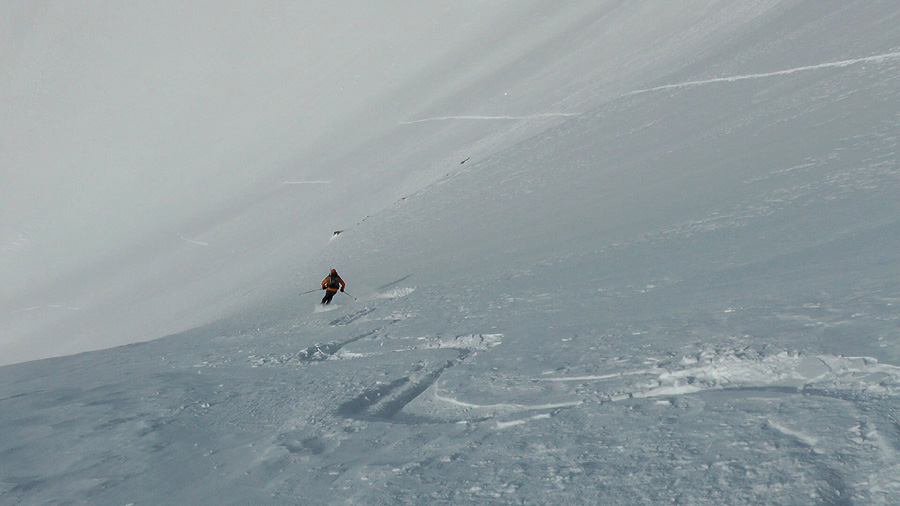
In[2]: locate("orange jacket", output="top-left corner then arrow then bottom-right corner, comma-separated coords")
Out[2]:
321,274 -> 345,292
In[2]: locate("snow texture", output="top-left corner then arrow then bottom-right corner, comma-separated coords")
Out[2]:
4,1 -> 900,504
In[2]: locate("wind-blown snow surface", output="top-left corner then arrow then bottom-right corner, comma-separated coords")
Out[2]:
4,1 -> 900,504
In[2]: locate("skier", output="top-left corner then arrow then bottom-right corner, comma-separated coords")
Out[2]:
320,269 -> 346,305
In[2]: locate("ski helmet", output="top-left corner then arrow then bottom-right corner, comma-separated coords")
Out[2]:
331,269 -> 337,274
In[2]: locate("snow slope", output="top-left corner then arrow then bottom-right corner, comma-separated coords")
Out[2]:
4,1 -> 900,504
4,0 -> 634,365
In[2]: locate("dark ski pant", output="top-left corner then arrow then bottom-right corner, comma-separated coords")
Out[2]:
322,289 -> 338,305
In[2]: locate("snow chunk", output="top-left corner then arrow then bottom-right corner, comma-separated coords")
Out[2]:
376,287 -> 417,299
432,333 -> 503,351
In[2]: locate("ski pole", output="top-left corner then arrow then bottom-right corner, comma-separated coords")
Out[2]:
299,288 -> 321,296
342,291 -> 357,301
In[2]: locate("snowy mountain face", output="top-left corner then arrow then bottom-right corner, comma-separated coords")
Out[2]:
4,1 -> 900,505
4,0 -> 610,365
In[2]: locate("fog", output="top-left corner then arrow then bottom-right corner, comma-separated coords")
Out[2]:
3,1 -> 617,365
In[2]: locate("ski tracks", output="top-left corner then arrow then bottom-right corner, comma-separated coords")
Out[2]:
536,346 -> 900,504
250,330 -> 377,366
334,334 -> 510,423
337,356 -> 463,422
315,291 -> 516,424
254,288 -> 518,424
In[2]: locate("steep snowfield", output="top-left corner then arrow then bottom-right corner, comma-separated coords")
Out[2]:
4,0 -> 643,365
4,1 -> 900,504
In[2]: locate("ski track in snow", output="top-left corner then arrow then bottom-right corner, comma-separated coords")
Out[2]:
433,383 -> 583,412
765,419 -> 820,449
399,113 -> 580,125
495,413 -> 552,429
258,284 -> 900,429
537,370 -> 654,382
250,292 -> 517,423
397,52 -> 900,130
561,349 -> 900,403
530,343 -> 900,414
12,304 -> 81,314
628,50 -> 900,96
177,233 -> 208,246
